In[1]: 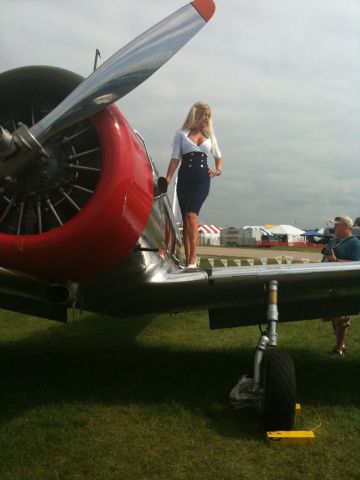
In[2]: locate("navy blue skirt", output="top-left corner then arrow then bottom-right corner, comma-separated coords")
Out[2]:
177,151 -> 210,217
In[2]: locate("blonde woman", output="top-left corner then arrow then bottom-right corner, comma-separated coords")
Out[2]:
166,102 -> 223,269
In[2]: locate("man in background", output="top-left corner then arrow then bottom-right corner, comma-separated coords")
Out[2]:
322,215 -> 360,356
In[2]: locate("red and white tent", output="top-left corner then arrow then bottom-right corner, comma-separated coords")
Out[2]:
198,224 -> 222,234
198,224 -> 222,245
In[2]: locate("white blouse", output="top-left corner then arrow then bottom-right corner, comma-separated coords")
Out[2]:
171,129 -> 222,160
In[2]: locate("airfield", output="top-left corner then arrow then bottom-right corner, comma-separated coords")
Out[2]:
197,245 -> 323,262
0,246 -> 359,480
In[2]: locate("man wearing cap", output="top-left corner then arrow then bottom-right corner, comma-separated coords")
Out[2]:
323,215 -> 360,356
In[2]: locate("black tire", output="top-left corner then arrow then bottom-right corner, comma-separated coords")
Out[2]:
262,350 -> 296,431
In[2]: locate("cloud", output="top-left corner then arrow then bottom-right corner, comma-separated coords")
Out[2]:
1,0 -> 360,228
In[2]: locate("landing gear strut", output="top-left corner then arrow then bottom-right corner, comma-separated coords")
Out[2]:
229,280 -> 297,430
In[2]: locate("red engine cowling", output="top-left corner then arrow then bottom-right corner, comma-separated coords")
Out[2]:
0,66 -> 153,281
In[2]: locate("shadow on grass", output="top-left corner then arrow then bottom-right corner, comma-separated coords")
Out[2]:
0,313 -> 359,440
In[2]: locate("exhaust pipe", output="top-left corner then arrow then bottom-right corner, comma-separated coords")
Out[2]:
44,283 -> 77,304
0,267 -> 77,305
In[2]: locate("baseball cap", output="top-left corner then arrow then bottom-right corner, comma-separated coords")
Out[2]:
329,215 -> 354,228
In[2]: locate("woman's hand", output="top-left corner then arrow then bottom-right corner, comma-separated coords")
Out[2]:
209,168 -> 221,177
165,158 -> 180,183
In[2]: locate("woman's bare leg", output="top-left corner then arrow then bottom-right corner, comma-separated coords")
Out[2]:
182,218 -> 190,265
332,316 -> 350,352
185,212 -> 198,265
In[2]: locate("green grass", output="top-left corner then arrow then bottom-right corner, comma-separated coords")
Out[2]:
200,245 -> 323,253
0,309 -> 360,479
256,246 -> 324,252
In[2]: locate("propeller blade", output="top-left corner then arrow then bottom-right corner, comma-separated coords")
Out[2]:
31,0 -> 215,144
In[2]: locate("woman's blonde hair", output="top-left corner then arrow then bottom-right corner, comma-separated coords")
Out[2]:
181,101 -> 216,154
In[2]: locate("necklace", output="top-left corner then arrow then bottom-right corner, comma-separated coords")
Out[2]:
332,236 -> 351,249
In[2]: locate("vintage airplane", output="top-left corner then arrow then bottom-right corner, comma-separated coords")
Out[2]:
1,0 -> 360,432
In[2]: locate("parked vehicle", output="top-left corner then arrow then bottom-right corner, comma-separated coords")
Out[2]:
220,227 -> 241,247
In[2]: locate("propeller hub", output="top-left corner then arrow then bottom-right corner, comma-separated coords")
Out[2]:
4,139 -> 75,199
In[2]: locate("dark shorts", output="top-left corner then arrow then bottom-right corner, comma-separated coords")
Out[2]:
177,151 -> 210,218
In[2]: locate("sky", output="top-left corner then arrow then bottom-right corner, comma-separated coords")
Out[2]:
1,0 -> 360,229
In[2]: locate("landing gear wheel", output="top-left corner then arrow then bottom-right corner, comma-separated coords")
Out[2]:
262,350 -> 296,431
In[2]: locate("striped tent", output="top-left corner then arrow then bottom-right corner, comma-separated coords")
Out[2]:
198,224 -> 222,245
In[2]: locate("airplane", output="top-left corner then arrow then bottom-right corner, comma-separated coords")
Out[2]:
1,0 -> 360,432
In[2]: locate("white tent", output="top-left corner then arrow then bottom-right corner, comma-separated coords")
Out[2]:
268,225 -> 305,245
269,225 -> 305,236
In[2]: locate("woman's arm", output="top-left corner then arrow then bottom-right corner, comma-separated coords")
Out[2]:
209,156 -> 223,177
209,136 -> 222,177
166,158 -> 180,183
166,131 -> 182,182
215,156 -> 223,174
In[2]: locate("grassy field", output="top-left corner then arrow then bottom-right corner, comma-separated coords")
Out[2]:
199,245 -> 323,253
0,309 -> 359,480
256,246 -> 324,252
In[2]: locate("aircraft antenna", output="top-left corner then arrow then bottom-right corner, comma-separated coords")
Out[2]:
93,49 -> 101,71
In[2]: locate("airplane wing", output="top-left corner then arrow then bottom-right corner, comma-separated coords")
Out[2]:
79,259 -> 360,327
1,256 -> 359,327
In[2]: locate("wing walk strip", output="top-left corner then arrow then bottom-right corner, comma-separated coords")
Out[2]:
196,256 -> 312,267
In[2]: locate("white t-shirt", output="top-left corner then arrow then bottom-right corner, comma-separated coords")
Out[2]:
171,129 -> 222,160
